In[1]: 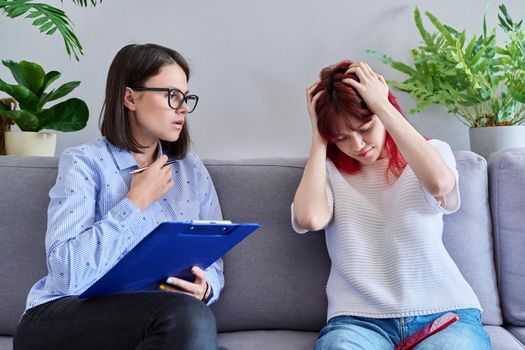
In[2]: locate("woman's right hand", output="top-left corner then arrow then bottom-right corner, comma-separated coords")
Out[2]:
306,80 -> 326,146
306,80 -> 321,131
127,155 -> 174,211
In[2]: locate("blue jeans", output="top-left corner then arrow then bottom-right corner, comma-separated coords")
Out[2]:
315,309 -> 491,350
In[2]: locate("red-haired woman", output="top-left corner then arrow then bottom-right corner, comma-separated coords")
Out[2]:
292,61 -> 490,349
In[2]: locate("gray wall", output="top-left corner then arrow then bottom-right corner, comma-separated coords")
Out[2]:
3,0 -> 525,159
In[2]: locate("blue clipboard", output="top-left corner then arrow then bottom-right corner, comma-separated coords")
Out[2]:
80,221 -> 261,298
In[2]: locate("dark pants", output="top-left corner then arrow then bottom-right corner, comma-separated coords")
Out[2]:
13,291 -> 219,350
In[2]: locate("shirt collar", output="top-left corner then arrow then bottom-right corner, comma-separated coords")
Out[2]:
105,138 -> 165,171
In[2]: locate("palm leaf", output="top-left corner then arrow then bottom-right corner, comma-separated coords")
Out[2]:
63,0 -> 101,7
0,0 -> 83,60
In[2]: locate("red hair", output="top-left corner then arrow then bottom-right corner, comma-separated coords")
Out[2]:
313,61 -> 407,179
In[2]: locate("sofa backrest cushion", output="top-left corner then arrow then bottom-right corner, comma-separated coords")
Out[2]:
0,156 -> 56,335
0,152 -> 503,335
442,151 -> 502,325
209,153 -> 502,331
207,159 -> 331,332
489,148 -> 525,326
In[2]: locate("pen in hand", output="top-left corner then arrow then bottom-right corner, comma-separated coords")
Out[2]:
130,159 -> 177,174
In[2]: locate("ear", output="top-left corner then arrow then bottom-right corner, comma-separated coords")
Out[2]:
123,87 -> 137,111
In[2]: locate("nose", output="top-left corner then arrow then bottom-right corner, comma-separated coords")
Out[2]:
349,132 -> 365,152
177,100 -> 190,114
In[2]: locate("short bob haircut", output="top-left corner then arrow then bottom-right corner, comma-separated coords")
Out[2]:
312,61 -> 407,178
100,43 -> 191,159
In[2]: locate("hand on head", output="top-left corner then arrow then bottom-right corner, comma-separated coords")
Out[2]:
343,62 -> 390,115
306,80 -> 324,135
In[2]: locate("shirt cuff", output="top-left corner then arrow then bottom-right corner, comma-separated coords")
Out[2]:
204,264 -> 223,305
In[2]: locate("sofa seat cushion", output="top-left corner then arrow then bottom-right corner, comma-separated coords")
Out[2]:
485,326 -> 525,349
219,330 -> 318,349
218,327 -> 524,350
508,327 -> 525,348
2,327 -> 522,350
0,337 -> 12,350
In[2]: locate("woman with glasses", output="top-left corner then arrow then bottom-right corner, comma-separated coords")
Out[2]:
292,61 -> 490,349
14,43 -> 223,350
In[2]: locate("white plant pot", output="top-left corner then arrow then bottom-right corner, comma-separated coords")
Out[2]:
4,131 -> 57,157
469,125 -> 525,159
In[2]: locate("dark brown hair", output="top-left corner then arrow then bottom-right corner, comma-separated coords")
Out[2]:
100,43 -> 191,159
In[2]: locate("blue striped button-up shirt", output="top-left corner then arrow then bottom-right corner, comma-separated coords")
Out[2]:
25,138 -> 224,310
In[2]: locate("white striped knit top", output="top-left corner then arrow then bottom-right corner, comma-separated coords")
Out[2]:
292,139 -> 481,320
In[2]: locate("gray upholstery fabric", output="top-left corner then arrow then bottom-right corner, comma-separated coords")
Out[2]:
486,326 -> 525,349
208,159 -> 330,332
0,156 -> 56,335
218,330 -> 318,349
489,148 -> 525,327
442,151 -> 502,325
218,328 -> 525,350
508,327 -> 525,347
0,153 -> 523,349
208,154 -> 503,330
0,337 -> 13,350
1,329 -> 523,350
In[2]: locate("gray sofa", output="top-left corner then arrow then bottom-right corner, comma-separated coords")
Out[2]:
1,149 -> 525,349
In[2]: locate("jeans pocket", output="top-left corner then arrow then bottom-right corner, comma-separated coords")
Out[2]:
454,308 -> 482,325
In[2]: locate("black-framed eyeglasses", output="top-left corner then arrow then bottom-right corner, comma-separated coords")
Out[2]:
130,87 -> 199,113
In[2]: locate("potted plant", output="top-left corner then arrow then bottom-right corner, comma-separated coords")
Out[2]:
0,59 -> 88,156
368,4 -> 525,159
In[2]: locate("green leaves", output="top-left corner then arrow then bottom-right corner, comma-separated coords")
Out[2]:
42,81 -> 80,103
39,70 -> 61,95
38,98 -> 88,131
498,4 -> 522,33
366,50 -> 417,76
0,109 -> 39,131
0,59 -> 89,132
2,60 -> 45,95
63,0 -> 102,7
414,7 -> 432,45
0,77 -> 40,111
0,0 -> 102,60
368,5 -> 525,127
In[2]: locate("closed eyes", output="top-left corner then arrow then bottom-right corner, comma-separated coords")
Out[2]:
333,127 -> 372,142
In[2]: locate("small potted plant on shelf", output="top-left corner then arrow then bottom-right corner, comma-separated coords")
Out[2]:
368,4 -> 525,159
0,59 -> 88,156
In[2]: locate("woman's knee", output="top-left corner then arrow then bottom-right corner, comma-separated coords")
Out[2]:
153,293 -> 216,334
415,322 -> 490,349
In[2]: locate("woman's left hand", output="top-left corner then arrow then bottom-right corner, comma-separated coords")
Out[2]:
160,266 -> 210,302
343,62 -> 390,115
